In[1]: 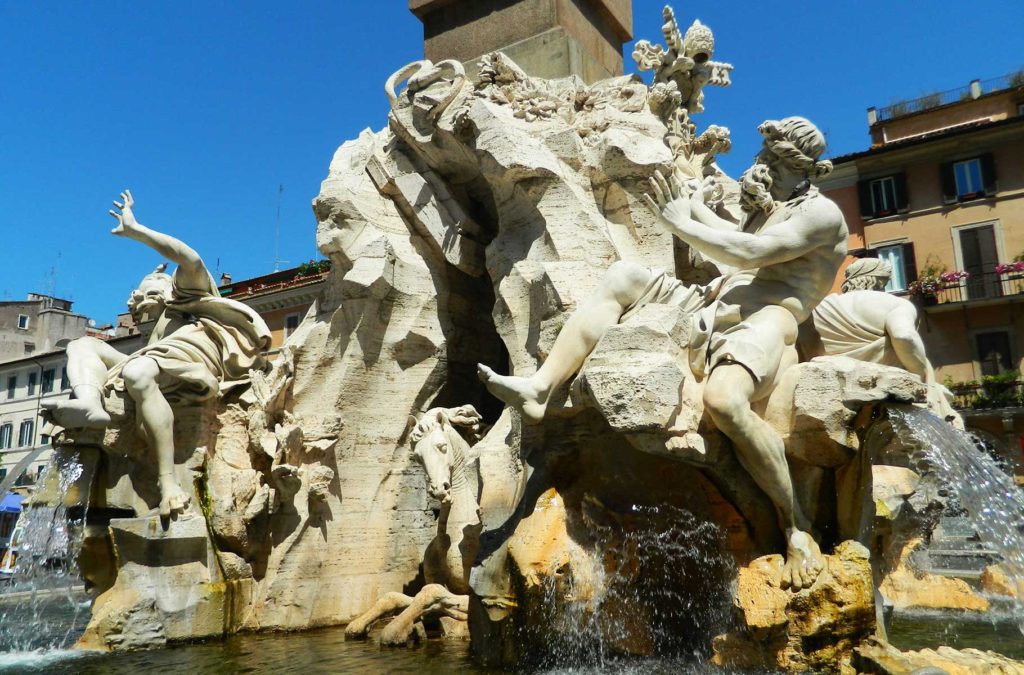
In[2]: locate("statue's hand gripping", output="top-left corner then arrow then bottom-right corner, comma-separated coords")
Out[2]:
643,170 -> 693,234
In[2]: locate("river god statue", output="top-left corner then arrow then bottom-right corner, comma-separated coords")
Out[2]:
479,117 -> 847,590
42,190 -> 271,517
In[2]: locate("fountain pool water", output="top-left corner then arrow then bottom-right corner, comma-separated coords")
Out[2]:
0,451 -> 90,660
888,406 -> 1024,635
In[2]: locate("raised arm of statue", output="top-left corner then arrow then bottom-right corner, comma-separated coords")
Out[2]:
644,171 -> 830,270
110,190 -> 209,290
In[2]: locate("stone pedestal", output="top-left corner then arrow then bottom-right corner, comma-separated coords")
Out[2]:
410,0 -> 632,83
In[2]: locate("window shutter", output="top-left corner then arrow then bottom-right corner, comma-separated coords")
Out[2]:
857,180 -> 874,218
980,152 -> 997,196
894,173 -> 909,212
940,162 -> 957,204
901,243 -> 917,283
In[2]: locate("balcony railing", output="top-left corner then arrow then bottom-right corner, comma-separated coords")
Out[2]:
876,70 -> 1024,123
951,379 -> 1024,412
929,271 -> 1024,305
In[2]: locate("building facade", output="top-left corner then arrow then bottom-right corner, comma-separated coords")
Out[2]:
819,71 -> 1024,474
0,294 -> 90,362
219,263 -> 329,350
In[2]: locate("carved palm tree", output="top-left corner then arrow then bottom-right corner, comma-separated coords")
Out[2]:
344,405 -> 484,646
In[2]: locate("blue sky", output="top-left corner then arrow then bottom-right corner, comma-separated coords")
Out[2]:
1,1 -> 1021,325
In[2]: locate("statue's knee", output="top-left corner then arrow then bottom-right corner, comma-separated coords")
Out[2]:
703,383 -> 745,427
603,260 -> 651,305
67,336 -> 102,358
121,358 -> 158,394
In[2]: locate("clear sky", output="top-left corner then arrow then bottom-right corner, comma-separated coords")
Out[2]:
1,1 -> 1021,325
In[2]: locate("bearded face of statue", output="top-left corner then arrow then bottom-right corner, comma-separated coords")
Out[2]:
739,143 -> 778,214
127,275 -> 172,323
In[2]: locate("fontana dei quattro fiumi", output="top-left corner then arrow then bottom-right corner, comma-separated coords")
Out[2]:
2,4 -> 1023,674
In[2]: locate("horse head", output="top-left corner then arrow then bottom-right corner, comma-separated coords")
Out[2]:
408,404 -> 482,505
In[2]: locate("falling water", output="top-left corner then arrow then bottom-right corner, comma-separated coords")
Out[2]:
520,504 -> 736,670
888,406 -> 1024,634
0,451 -> 91,658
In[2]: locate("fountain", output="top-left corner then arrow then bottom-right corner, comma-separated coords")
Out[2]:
3,5 -> 1023,674
0,451 -> 91,666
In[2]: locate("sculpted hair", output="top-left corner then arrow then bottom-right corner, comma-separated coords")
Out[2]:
758,117 -> 833,180
842,258 -> 892,292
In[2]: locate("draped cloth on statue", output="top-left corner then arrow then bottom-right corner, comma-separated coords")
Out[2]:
812,293 -> 901,367
106,268 -> 272,403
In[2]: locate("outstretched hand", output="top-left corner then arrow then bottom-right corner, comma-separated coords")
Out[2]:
642,170 -> 691,228
109,190 -> 139,236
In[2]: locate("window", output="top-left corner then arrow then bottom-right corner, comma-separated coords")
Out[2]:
942,154 -> 996,203
954,159 -> 983,197
23,343 -> 34,356
36,464 -> 46,477
858,173 -> 908,219
0,424 -> 11,449
6,376 -> 15,400
41,369 -> 55,394
40,434 -> 50,446
60,367 -> 69,391
870,177 -> 897,214
17,420 -> 33,447
976,331 -> 1012,377
869,243 -> 917,293
27,373 -> 36,396
284,313 -> 301,339
1018,103 -> 1024,117
0,468 -> 6,482
959,224 -> 1000,300
16,315 -> 28,330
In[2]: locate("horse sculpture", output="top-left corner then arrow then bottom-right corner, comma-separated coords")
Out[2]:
344,404 -> 485,645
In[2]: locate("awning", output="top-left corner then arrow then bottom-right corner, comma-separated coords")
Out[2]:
0,492 -> 22,514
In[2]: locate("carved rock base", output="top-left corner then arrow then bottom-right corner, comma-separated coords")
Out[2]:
711,540 -> 875,674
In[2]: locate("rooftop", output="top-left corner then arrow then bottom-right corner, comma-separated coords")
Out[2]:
870,69 -> 1024,125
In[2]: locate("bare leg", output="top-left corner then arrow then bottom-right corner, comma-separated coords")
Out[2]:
478,261 -> 655,423
41,337 -> 124,429
122,357 -> 190,517
378,584 -> 468,646
345,591 -> 414,639
703,364 -> 824,590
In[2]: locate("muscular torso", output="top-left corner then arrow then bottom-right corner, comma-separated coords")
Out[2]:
717,194 -> 848,323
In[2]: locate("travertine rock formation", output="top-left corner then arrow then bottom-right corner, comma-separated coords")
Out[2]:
854,637 -> 1024,675
711,541 -> 875,674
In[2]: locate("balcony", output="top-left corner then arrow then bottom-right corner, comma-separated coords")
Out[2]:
924,271 -> 1024,308
951,376 -> 1023,412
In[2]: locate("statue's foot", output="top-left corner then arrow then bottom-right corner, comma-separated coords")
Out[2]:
476,364 -> 549,424
159,481 -> 192,518
344,618 -> 371,640
781,529 -> 825,591
40,399 -> 111,429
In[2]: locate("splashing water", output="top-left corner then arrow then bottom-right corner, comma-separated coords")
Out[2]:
0,451 -> 91,656
888,406 -> 1024,634
519,504 -> 736,670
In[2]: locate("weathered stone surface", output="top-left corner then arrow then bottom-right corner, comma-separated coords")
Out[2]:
982,563 -> 1024,598
854,637 -> 1024,675
879,539 -> 989,612
712,540 -> 875,674
578,304 -> 697,433
765,356 -> 926,468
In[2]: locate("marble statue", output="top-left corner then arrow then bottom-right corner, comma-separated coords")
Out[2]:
42,190 -> 271,517
809,258 -> 963,427
345,405 -> 484,645
479,117 -> 848,590
632,5 -> 733,114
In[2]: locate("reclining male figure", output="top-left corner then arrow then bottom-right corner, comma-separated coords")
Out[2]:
479,118 -> 848,590
43,191 -> 271,517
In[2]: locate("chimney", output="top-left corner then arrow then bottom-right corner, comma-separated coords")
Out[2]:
220,273 -> 233,286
